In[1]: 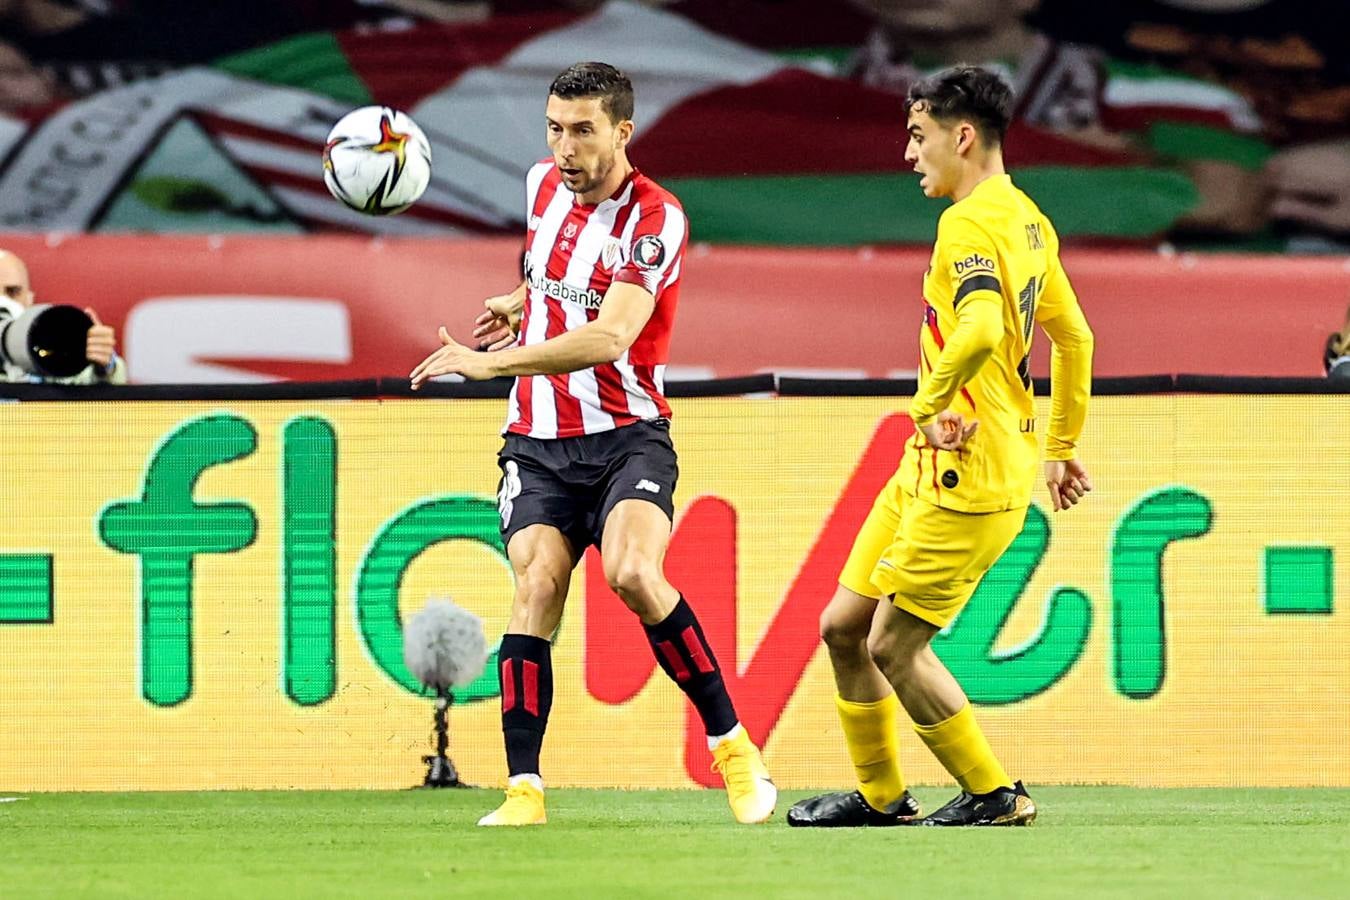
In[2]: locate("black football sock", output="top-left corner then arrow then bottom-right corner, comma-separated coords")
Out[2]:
644,596 -> 738,737
498,633 -> 553,777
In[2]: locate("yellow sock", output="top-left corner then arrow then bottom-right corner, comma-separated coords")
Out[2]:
835,693 -> 905,810
913,703 -> 1012,795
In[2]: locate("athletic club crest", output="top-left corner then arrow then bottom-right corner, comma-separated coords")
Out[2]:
601,236 -> 624,271
632,235 -> 665,270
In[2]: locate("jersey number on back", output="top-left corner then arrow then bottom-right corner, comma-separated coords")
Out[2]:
1017,275 -> 1041,389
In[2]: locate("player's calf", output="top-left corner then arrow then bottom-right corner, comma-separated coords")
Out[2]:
479,634 -> 554,826
643,595 -> 738,737
643,595 -> 777,823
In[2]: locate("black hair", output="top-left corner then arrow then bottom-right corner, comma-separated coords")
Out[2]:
549,62 -> 635,124
905,65 -> 1014,146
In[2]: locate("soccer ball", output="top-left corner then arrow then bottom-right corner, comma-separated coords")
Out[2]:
322,106 -> 432,215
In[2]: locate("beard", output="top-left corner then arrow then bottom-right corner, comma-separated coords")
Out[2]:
571,152 -> 616,196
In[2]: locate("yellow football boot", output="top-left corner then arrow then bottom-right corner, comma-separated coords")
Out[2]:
711,730 -> 777,824
476,782 -> 547,827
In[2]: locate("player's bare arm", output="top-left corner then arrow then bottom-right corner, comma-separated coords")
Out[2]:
410,280 -> 655,387
473,279 -> 527,351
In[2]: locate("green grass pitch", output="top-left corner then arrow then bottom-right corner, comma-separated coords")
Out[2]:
3,788 -> 1348,898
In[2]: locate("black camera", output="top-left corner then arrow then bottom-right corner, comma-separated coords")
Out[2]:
0,302 -> 95,379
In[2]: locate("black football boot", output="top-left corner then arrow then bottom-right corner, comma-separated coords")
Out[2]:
787,789 -> 921,827
909,780 -> 1036,826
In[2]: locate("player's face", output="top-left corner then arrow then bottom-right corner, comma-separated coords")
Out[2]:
904,105 -> 962,199
0,254 -> 33,309
546,94 -> 631,198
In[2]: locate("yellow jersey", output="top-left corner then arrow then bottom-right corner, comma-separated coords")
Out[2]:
901,173 -> 1093,513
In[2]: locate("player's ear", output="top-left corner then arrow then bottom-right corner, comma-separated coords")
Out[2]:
614,118 -> 634,150
955,122 -> 976,156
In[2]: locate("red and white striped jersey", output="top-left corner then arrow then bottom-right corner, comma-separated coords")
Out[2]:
504,160 -> 687,439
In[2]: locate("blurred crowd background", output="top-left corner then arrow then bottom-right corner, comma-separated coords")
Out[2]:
3,0 -> 1347,252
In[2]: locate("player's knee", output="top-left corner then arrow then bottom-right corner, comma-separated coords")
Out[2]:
514,565 -> 567,615
604,554 -> 661,607
866,630 -> 914,676
819,607 -> 868,650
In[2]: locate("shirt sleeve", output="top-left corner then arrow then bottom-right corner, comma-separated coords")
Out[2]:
1035,224 -> 1094,460
941,214 -> 1003,313
909,215 -> 1005,426
101,355 -> 129,385
614,201 -> 687,298
909,295 -> 1003,427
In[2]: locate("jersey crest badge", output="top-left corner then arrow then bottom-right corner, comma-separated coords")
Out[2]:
601,237 -> 624,271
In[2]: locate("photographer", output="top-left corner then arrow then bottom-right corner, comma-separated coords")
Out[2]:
0,248 -> 126,384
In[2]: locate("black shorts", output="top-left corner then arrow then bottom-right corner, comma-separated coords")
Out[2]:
496,419 -> 679,553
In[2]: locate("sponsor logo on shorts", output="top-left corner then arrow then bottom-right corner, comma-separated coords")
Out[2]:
635,479 -> 661,494
498,461 -> 522,528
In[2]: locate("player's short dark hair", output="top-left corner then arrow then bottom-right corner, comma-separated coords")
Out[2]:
549,62 -> 635,124
905,65 -> 1014,147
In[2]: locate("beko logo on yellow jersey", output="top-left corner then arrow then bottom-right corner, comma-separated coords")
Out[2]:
953,253 -> 995,275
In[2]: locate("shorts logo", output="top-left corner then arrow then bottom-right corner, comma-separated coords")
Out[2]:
601,237 -> 624,272
952,253 -> 995,277
498,461 -> 522,528
941,469 -> 959,489
635,479 -> 661,494
632,235 -> 666,270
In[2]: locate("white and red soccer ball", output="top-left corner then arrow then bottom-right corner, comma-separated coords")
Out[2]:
323,106 -> 432,215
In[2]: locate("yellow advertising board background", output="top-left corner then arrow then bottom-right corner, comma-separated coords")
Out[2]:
0,395 -> 1346,791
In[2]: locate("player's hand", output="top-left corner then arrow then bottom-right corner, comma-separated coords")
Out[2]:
919,410 -> 978,451
472,292 -> 523,351
84,307 -> 117,368
410,327 -> 499,387
1045,458 -> 1092,512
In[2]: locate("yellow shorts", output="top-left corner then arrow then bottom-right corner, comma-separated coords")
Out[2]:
838,471 -> 1026,628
